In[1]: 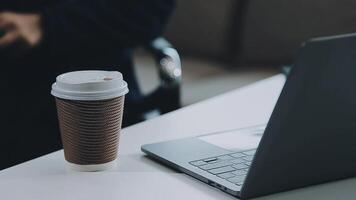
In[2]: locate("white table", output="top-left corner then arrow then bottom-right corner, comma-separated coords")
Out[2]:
1,74 -> 356,200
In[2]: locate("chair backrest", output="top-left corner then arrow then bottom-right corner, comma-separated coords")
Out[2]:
164,0 -> 237,61
164,0 -> 356,66
237,0 -> 356,65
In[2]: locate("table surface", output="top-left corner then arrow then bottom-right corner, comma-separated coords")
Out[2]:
1,74 -> 356,200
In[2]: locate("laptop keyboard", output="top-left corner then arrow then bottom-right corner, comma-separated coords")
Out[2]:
189,149 -> 256,186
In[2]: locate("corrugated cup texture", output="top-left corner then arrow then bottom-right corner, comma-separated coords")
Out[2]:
55,96 -> 124,165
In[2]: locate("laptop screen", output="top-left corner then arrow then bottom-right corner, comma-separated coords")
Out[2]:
242,34 -> 356,197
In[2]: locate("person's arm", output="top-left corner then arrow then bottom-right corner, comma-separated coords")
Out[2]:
41,0 -> 175,62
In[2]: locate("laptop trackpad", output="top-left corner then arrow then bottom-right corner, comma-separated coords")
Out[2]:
198,125 -> 265,152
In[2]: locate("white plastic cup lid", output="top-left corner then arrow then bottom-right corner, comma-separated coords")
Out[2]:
51,70 -> 129,101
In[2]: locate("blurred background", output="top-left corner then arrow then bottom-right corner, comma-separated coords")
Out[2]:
134,0 -> 356,106
2,0 -> 356,169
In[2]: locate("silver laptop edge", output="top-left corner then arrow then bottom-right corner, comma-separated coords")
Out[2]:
142,33 -> 356,199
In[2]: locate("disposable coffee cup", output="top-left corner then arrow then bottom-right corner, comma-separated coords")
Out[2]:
51,70 -> 128,171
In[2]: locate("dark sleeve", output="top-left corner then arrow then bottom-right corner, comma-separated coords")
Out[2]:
41,0 -> 175,62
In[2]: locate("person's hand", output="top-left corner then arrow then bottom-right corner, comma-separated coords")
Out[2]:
0,12 -> 43,53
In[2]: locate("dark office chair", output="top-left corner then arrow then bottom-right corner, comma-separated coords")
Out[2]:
123,37 -> 182,126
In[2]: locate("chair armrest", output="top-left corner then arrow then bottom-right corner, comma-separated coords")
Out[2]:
145,38 -> 182,88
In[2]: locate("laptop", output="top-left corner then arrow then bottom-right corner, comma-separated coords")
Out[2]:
141,33 -> 356,199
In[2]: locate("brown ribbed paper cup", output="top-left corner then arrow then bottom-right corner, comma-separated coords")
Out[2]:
51,71 -> 129,171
